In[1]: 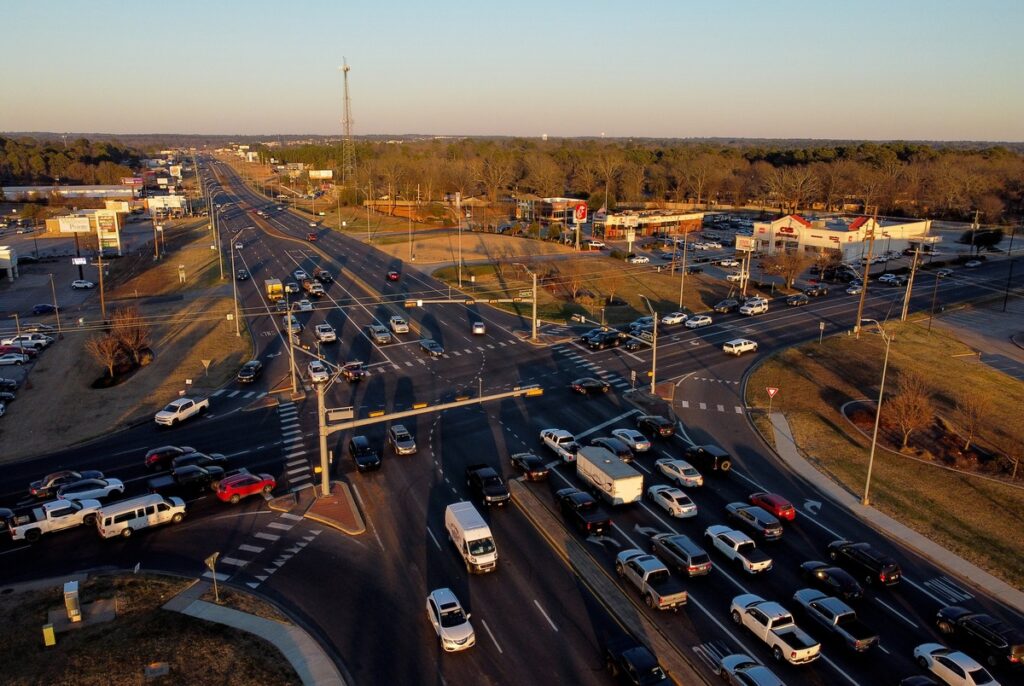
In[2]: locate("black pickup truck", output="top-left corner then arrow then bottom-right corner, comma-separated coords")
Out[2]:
148,465 -> 226,494
604,636 -> 669,685
556,487 -> 611,536
465,464 -> 510,507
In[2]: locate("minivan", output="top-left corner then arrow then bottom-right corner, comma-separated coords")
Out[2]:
96,494 -> 186,539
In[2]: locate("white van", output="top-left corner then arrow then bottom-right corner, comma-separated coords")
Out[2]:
96,494 -> 186,539
445,502 -> 498,573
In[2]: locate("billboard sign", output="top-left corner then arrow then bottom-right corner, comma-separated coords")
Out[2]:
121,177 -> 144,187
105,201 -> 130,213
309,169 -> 334,180
58,216 -> 92,234
573,202 -> 588,223
735,235 -> 756,251
169,165 -> 183,178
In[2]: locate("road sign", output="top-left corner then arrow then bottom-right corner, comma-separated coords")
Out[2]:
574,202 -> 588,223
71,257 -> 87,265
766,387 -> 779,398
518,290 -> 532,298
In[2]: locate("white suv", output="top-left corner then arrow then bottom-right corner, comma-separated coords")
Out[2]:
314,324 -> 337,342
739,298 -> 768,315
723,339 -> 758,356
389,316 -> 410,334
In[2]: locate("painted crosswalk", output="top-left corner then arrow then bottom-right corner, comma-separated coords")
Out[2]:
923,576 -> 974,604
692,640 -> 732,672
210,389 -> 269,399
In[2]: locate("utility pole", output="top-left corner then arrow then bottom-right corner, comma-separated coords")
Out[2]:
49,274 -> 63,337
900,244 -> 920,321
96,245 -> 107,320
317,380 -> 330,496
531,270 -> 538,341
457,192 -> 463,288
230,243 -> 240,336
1003,224 -> 1018,313
678,229 -> 690,309
854,211 -> 878,339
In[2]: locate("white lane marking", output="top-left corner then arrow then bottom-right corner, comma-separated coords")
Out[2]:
426,526 -> 442,551
227,390 -> 240,398
279,512 -> 303,521
576,409 -> 641,440
255,532 -> 280,542
680,400 -> 689,408
481,619 -> 503,654
734,406 -> 743,414
202,571 -> 231,581
219,557 -> 249,567
698,402 -> 707,410
533,599 -> 559,632
238,544 -> 265,554
716,404 -> 724,412
282,428 -> 303,437
287,466 -> 308,476
267,522 -> 293,530
282,436 -> 304,445
632,461 -> 651,474
902,577 -> 951,607
874,598 -> 919,628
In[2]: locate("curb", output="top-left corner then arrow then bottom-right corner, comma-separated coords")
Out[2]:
303,482 -> 366,535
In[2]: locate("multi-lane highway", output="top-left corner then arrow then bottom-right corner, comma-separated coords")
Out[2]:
2,156 -> 1022,685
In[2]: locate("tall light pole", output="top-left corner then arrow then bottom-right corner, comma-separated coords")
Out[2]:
49,274 -> 63,337
678,230 -> 690,309
860,318 -> 892,507
639,295 -> 658,395
457,193 -> 463,288
230,241 -> 240,337
513,263 -> 539,342
1003,224 -> 1018,313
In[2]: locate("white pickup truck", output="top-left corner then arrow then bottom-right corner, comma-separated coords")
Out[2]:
730,594 -> 821,665
705,525 -> 773,574
154,397 -> 210,427
8,498 -> 103,542
540,428 -> 580,463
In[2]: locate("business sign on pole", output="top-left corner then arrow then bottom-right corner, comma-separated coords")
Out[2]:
169,165 -> 183,178
573,202 -> 588,223
104,200 -> 130,213
121,177 -> 144,187
735,235 -> 756,251
71,257 -> 87,265
309,170 -> 334,180
625,229 -> 636,243
58,216 -> 92,233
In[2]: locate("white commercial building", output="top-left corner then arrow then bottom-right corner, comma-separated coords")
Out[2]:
752,214 -> 935,262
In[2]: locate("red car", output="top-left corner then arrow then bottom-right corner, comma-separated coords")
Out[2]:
386,271 -> 400,281
306,232 -> 317,242
0,345 -> 39,359
216,471 -> 276,504
748,492 -> 796,521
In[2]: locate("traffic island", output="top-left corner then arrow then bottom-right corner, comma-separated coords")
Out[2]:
304,482 -> 365,535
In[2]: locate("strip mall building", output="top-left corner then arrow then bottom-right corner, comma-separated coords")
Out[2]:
594,210 -> 704,240
752,215 -> 935,262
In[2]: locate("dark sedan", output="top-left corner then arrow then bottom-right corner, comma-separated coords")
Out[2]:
786,293 -> 810,307
29,470 -> 104,498
144,445 -> 197,470
31,304 -> 58,316
236,360 -> 263,383
714,299 -> 740,313
172,452 -> 228,470
420,339 -> 444,358
509,452 -> 549,481
350,435 -> 382,472
800,561 -> 865,601
636,414 -> 675,438
590,436 -> 634,463
571,377 -> 610,395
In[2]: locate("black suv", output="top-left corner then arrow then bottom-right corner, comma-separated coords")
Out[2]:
172,452 -> 228,470
827,540 -> 901,586
714,299 -> 739,314
237,360 -> 263,383
604,636 -> 669,685
349,435 -> 382,472
588,330 -> 623,350
684,444 -> 732,473
804,284 -> 829,297
635,414 -> 675,438
936,606 -> 1024,668
725,502 -> 783,540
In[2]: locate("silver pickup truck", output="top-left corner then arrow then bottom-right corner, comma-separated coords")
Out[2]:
615,549 -> 688,611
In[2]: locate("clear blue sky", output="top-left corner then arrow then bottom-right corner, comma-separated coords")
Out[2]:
2,0 -> 1022,141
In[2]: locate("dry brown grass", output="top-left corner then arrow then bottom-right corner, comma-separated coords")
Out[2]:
0,575 -> 299,686
746,320 -> 1024,588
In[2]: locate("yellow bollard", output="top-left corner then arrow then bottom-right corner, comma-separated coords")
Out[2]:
42,624 -> 56,647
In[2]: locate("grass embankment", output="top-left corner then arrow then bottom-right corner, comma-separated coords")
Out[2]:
746,321 -> 1024,588
0,575 -> 299,686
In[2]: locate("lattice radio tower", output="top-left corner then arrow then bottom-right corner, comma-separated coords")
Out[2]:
339,58 -> 356,187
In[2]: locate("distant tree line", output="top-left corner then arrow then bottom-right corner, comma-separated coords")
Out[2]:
0,136 -> 139,186
263,139 -> 1024,224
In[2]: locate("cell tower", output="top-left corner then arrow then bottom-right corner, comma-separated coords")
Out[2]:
339,58 -> 356,187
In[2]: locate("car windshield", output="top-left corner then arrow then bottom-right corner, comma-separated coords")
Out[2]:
468,538 -> 495,556
439,607 -> 467,628
682,466 -> 699,477
162,404 -> 178,413
969,667 -> 995,684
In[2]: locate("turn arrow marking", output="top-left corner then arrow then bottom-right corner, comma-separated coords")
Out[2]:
804,499 -> 822,516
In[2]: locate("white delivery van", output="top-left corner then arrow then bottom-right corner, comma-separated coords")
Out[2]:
445,501 -> 498,573
576,446 -> 644,505
96,494 -> 186,539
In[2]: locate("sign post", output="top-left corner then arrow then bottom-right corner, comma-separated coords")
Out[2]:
204,552 -> 221,603
766,386 -> 779,416
573,202 -> 587,251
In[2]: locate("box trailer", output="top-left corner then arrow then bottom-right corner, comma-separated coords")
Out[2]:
577,446 -> 644,505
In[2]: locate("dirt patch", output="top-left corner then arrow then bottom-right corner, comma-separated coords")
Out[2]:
0,574 -> 299,686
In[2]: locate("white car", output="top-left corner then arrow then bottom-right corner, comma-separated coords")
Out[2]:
0,353 -> 30,366
655,458 -> 704,487
472,321 -> 486,335
426,588 -> 475,652
935,268 -> 954,278
314,323 -> 336,342
719,259 -> 740,268
293,299 -> 314,312
685,315 -> 713,329
912,643 -> 1000,686
611,428 -> 651,452
389,316 -> 410,334
660,312 -> 688,325
586,240 -> 605,249
877,273 -> 897,284
307,360 -> 329,383
846,284 -> 863,295
648,485 -> 698,518
71,280 -> 95,289
725,273 -> 743,283
723,339 -> 758,356
56,477 -> 125,501
964,260 -> 982,268
628,255 -> 650,264
308,222 -> 317,228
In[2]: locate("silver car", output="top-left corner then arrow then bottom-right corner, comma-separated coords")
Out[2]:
426,588 -> 475,652
388,424 -> 417,455
718,654 -> 784,685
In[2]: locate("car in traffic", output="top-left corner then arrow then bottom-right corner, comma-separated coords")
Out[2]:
800,561 -> 865,601
936,606 -> 1024,668
604,636 -> 669,685
509,451 -> 549,481
647,485 -> 697,518
935,268 -> 954,278
285,281 -> 300,294
56,477 -> 125,501
144,445 -> 196,471
314,323 -> 337,342
611,428 -> 650,453
654,458 -> 703,487
292,299 -> 314,312
420,339 -> 444,357
636,414 -> 675,438
590,436 -> 634,462
587,329 -> 624,350
719,259 -> 740,267
307,360 -> 329,383
235,269 -> 250,281
660,311 -> 688,325
786,293 -> 810,307
726,502 -> 784,540
387,424 -> 417,455
171,452 -> 227,470
714,298 -> 740,313
964,260 -> 982,268
717,654 -> 785,685
628,255 -> 650,264
31,304 -> 58,316
426,588 -> 475,652
723,338 -> 758,356
292,269 -> 310,282
341,362 -> 365,382
827,539 -> 902,586
685,314 -> 713,328
555,487 -> 610,535
285,315 -> 303,334
749,492 -> 796,521
804,284 -> 829,297
685,443 -> 733,473
349,435 -> 382,472
650,533 -> 712,577
71,279 -> 95,289
912,643 -> 998,686
236,360 -> 263,383
471,321 -> 486,335
386,270 -> 400,281
571,377 -> 610,395
368,324 -> 392,344
29,469 -> 104,498
846,284 -> 863,295
389,316 -> 410,334
215,471 -> 276,504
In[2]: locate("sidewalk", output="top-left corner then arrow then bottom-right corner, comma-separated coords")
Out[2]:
768,411 -> 1024,615
163,580 -> 347,686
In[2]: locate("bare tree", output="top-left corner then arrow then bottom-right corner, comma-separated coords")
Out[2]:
764,166 -> 821,214
558,260 -> 587,302
479,154 -> 517,202
110,306 -> 151,366
600,268 -> 626,305
524,153 -> 565,198
595,150 -> 624,208
762,252 -> 812,289
887,371 -> 934,449
953,390 -> 988,452
85,333 -> 123,379
622,161 -> 647,202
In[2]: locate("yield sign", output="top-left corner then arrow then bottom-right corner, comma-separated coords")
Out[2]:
766,387 -> 779,398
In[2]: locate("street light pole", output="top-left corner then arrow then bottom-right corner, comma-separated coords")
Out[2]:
640,295 -> 658,395
457,194 -> 463,288
678,230 -> 690,309
1003,224 -> 1018,313
230,243 -> 240,337
317,380 -> 330,497
49,274 -> 63,337
860,318 -> 892,507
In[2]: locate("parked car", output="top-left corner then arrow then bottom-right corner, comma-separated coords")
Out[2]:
71,280 -> 95,289
571,377 -> 611,395
0,352 -> 30,366
628,255 -> 650,264
509,451 -> 549,480
426,588 -> 475,652
236,360 -> 263,383
216,471 -> 276,504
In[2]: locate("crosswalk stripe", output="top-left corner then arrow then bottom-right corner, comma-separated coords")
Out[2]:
284,448 -> 307,458
238,544 -> 264,554
452,350 -> 461,356
257,392 -> 267,398
255,532 -> 280,542
283,436 -> 304,445
268,522 -> 293,531
279,512 -> 303,521
717,404 -> 724,412
211,389 -> 226,397
227,390 -> 240,398
287,466 -> 308,476
681,401 -> 690,408
243,391 -> 255,398
734,406 -> 743,414
219,557 -> 249,567
406,361 -> 414,367
699,402 -> 707,410
202,571 -> 231,581
464,348 -> 472,354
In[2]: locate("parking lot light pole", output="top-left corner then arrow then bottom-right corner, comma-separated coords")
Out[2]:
639,295 -> 658,395
860,318 -> 892,507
